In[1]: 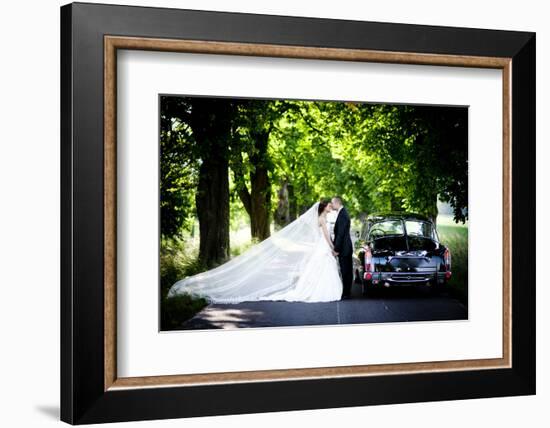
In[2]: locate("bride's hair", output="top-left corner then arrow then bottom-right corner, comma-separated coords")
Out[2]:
318,199 -> 330,216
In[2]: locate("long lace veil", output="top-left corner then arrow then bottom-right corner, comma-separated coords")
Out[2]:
168,202 -> 321,303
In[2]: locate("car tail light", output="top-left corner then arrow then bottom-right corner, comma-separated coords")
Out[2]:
364,248 -> 373,281
444,248 -> 451,271
365,248 -> 373,272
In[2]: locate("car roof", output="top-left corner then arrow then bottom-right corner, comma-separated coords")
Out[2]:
366,212 -> 431,222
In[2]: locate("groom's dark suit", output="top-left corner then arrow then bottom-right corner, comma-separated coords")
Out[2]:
333,207 -> 354,298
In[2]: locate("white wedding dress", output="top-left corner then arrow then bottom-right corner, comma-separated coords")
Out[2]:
168,202 -> 343,303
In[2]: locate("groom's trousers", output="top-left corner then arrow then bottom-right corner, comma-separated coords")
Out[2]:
338,254 -> 353,297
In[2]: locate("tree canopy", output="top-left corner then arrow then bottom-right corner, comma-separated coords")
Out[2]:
160,96 -> 468,266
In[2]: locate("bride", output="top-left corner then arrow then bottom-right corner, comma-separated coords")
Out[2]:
168,200 -> 343,303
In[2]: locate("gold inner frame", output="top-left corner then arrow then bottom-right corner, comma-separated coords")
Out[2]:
104,35 -> 512,391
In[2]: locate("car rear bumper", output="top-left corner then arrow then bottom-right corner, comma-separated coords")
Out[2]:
366,271 -> 450,286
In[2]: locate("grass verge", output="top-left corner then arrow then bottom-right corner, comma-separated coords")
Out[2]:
160,236 -> 208,330
437,216 -> 468,307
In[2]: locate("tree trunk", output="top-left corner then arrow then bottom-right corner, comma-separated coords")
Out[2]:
195,158 -> 230,268
250,174 -> 271,239
248,130 -> 271,240
274,180 -> 290,228
234,129 -> 272,242
288,182 -> 297,221
191,99 -> 233,268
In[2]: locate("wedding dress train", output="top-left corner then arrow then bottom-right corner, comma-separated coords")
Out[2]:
168,202 -> 343,303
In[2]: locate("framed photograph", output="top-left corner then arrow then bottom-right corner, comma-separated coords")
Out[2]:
60,2 -> 535,424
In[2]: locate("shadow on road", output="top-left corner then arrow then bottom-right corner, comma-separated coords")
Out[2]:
182,307 -> 267,329
179,285 -> 467,331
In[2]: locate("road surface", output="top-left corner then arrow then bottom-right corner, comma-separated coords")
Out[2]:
180,285 -> 467,330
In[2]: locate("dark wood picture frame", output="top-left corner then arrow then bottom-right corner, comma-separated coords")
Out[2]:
61,2 -> 535,424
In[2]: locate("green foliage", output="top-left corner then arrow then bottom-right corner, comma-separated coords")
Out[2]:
160,97 -> 199,237
160,96 -> 469,266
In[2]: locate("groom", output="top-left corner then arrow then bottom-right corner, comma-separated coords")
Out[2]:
331,196 -> 354,299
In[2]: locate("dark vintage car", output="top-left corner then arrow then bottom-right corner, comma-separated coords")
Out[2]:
355,213 -> 452,295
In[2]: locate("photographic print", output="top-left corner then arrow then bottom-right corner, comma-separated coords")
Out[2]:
160,95 -> 468,331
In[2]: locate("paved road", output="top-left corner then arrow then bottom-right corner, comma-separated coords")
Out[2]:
180,285 -> 467,330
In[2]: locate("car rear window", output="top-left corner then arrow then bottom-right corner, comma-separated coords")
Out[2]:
369,220 -> 404,239
405,220 -> 435,239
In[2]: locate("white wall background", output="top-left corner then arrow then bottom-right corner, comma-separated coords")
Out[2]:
0,1 -> 546,427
